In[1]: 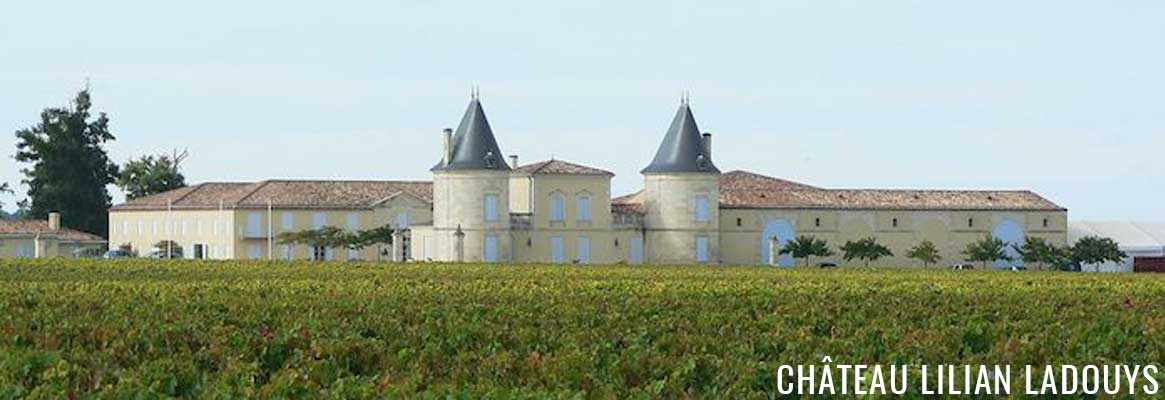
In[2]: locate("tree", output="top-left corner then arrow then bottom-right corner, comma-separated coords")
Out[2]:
779,235 -> 834,267
1012,236 -> 1054,270
962,235 -> 1011,269
1072,235 -> 1127,272
353,224 -> 396,249
14,89 -> 119,236
1048,245 -> 1076,271
906,240 -> 942,268
277,226 -> 356,250
840,237 -> 894,267
117,149 -> 188,199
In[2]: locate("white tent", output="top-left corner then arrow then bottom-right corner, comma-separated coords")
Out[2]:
1068,221 -> 1165,272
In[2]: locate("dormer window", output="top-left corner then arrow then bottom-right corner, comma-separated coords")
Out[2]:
483,151 -> 497,168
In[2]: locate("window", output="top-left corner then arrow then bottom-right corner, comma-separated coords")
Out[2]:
122,220 -> 130,235
313,213 -> 327,229
152,220 -> 159,234
212,220 -> 220,236
695,194 -> 711,222
312,246 -> 328,261
181,220 -> 188,235
192,244 -> 205,259
347,246 -> 360,261
484,194 -> 499,222
577,236 -> 590,264
550,193 -> 565,222
246,212 -> 263,237
196,220 -> 203,235
138,220 -> 144,235
576,194 -> 591,222
282,244 -> 294,260
968,218 -> 974,228
815,218 -> 821,227
246,245 -> 261,259
892,218 -> 898,228
736,217 -> 742,227
551,236 -> 565,263
696,236 -> 710,263
395,212 -> 410,229
346,212 -> 360,231
16,243 -> 34,258
484,235 -> 499,261
1042,218 -> 1049,228
281,212 -> 294,231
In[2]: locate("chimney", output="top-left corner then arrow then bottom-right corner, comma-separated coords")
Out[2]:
509,154 -> 519,169
702,132 -> 712,159
442,128 -> 453,164
48,212 -> 61,230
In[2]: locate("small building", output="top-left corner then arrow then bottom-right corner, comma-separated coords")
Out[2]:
0,212 -> 106,258
1069,221 -> 1165,272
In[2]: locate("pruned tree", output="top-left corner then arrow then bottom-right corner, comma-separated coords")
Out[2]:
840,237 -> 894,267
1012,236 -> 1053,270
962,235 -> 1011,269
906,240 -> 942,268
117,149 -> 188,199
1072,235 -> 1127,272
14,89 -> 119,236
779,235 -> 834,267
277,226 -> 356,250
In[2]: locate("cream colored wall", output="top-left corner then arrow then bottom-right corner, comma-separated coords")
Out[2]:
109,194 -> 433,261
642,173 -> 720,264
719,208 -> 1068,268
512,174 -> 620,263
109,209 -> 237,258
431,170 -> 511,261
509,175 -> 532,214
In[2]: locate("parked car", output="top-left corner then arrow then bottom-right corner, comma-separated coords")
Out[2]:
147,248 -> 183,259
103,249 -> 135,259
1007,265 -> 1028,271
72,247 -> 105,258
817,262 -> 838,268
951,263 -> 975,270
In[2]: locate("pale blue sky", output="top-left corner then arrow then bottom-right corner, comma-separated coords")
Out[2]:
1,1 -> 1162,220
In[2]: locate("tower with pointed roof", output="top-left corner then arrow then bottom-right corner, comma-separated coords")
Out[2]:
640,98 -> 721,264
429,95 -> 512,262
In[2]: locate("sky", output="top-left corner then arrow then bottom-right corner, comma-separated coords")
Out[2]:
1,1 -> 1162,220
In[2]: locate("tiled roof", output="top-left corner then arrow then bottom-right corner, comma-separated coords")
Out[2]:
720,170 -> 819,191
514,159 -> 614,176
611,190 -> 645,215
614,171 -> 1065,211
0,219 -> 106,242
112,180 -> 433,211
719,188 -> 1064,211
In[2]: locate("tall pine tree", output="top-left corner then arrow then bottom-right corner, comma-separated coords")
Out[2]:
15,89 -> 119,236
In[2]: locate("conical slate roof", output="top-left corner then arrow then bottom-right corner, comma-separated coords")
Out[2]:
432,98 -> 510,171
641,102 -> 719,174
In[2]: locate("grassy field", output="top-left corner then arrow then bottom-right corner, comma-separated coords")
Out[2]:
1,259 -> 1163,398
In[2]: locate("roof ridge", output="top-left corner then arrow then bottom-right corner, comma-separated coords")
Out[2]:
167,183 -> 205,205
234,180 -> 274,204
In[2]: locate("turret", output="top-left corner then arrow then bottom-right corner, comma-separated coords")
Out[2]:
641,98 -> 721,264
430,94 -> 511,262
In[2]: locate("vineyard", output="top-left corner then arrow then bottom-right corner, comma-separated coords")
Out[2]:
1,259 -> 1163,398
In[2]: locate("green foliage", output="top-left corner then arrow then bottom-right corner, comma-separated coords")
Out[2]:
1072,235 -> 1127,271
0,259 -> 1161,397
840,237 -> 893,267
116,150 -> 188,200
905,240 -> 941,267
1012,236 -> 1054,270
13,89 -> 119,236
778,235 -> 833,267
276,226 -> 354,249
962,234 -> 1011,268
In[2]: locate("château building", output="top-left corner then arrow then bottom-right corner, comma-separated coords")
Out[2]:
109,96 -> 1067,267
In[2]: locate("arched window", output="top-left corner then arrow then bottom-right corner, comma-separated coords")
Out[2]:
576,193 -> 591,222
550,192 -> 566,222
